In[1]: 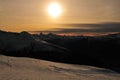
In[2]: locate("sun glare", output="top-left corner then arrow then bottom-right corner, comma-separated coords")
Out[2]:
48,2 -> 62,18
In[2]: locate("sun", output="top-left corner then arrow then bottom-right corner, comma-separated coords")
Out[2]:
48,2 -> 62,18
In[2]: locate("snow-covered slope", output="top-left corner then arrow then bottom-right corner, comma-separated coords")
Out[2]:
0,55 -> 119,80
0,30 -> 67,52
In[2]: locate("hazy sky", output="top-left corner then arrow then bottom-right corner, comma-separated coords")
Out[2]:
0,0 -> 120,32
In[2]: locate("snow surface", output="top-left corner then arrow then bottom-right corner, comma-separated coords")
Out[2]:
0,55 -> 120,80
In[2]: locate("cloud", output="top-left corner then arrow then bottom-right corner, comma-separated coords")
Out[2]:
30,22 -> 120,34
57,22 -> 120,33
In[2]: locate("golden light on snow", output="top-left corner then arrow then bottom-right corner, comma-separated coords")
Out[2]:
48,2 -> 62,18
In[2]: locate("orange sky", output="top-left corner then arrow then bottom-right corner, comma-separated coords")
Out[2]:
0,0 -> 120,32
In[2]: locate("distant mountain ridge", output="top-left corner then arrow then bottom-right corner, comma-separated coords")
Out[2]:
0,30 -> 67,55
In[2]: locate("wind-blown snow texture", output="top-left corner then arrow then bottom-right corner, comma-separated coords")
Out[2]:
0,55 -> 120,80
